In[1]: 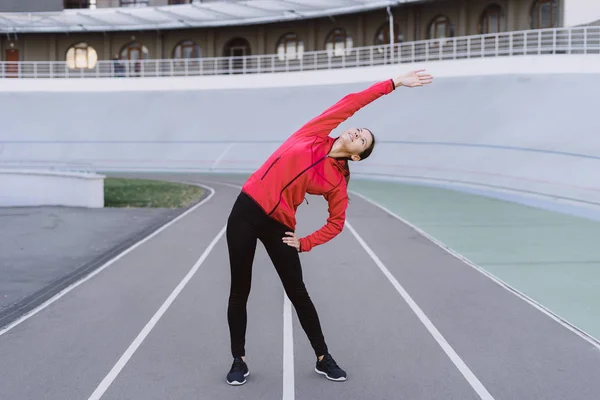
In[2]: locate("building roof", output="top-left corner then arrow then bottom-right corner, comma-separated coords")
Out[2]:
0,0 -> 412,33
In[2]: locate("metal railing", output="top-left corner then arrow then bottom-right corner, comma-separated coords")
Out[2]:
1,26 -> 599,79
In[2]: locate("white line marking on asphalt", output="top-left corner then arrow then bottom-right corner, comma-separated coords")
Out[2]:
202,179 -> 296,400
345,220 -> 495,400
189,179 -> 245,190
0,184 -> 216,338
350,190 -> 600,351
87,223 -> 227,400
210,144 -> 235,171
283,295 -> 294,400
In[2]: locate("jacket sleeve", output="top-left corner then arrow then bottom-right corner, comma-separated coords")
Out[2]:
291,79 -> 395,140
298,183 -> 348,253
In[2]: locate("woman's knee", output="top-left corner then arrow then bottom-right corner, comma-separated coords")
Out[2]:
285,284 -> 310,303
228,287 -> 251,306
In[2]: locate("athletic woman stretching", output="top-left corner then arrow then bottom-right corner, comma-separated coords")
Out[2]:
225,69 -> 433,385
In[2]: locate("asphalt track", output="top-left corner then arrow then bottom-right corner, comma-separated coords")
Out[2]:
1,173 -> 600,400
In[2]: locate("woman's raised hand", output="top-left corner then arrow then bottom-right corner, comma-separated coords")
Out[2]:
394,69 -> 434,88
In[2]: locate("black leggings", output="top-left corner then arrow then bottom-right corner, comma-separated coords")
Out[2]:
226,191 -> 328,359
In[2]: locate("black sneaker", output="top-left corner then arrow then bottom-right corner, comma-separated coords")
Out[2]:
315,353 -> 347,381
226,357 -> 249,386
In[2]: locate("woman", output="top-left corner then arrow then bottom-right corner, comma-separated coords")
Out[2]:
225,69 -> 433,385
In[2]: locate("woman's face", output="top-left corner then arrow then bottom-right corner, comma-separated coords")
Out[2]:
341,128 -> 373,161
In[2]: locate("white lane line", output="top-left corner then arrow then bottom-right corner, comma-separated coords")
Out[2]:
0,184 -> 216,338
350,190 -> 600,351
283,295 -> 294,400
201,179 -> 296,400
87,223 -> 227,400
345,221 -> 495,400
188,179 -> 245,191
210,144 -> 235,171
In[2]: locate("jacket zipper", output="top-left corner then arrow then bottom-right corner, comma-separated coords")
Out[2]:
261,156 -> 280,180
267,156 -> 327,216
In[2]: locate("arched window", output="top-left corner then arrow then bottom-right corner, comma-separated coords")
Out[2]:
65,42 -> 98,69
173,40 -> 201,59
224,37 -> 251,72
277,33 -> 304,61
325,28 -> 353,57
64,0 -> 96,8
119,41 -> 149,60
531,0 -> 559,29
224,37 -> 251,58
480,4 -> 505,34
120,0 -> 149,6
375,22 -> 403,46
428,15 -> 453,39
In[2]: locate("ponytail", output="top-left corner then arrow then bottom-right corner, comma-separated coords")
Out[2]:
341,158 -> 351,193
345,164 -> 351,202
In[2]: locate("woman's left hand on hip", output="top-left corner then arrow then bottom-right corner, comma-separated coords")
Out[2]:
282,232 -> 300,251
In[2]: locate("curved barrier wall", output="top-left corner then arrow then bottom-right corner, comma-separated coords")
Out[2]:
1,55 -> 600,207
0,169 -> 104,208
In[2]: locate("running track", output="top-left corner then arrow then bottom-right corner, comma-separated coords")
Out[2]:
1,173 -> 600,400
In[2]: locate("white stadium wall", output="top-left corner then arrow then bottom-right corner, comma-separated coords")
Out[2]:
1,54 -> 600,207
0,169 -> 104,208
564,0 -> 600,26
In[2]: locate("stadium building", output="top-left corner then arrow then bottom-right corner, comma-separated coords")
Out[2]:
0,0 -> 575,75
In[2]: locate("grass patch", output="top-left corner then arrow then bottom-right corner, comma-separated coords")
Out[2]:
104,178 -> 205,208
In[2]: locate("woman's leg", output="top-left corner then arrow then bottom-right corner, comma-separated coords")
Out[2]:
259,223 -> 328,358
259,218 -> 347,382
226,194 -> 259,359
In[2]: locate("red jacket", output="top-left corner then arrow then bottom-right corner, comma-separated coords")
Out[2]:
242,79 -> 396,252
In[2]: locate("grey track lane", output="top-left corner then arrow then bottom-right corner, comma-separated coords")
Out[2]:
292,197 -> 480,400
0,183 -> 232,400
345,193 -> 600,400
0,206 -> 181,321
100,211 -> 286,399
3,172 -> 600,400
156,175 -> 481,399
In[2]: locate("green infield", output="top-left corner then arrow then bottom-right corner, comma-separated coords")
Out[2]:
104,178 -> 205,208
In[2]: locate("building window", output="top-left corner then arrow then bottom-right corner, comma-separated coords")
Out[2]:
428,15 -> 453,39
374,22 -> 403,48
325,28 -> 353,57
120,0 -> 149,7
120,41 -> 149,60
173,40 -> 201,59
169,0 -> 191,4
224,38 -> 251,72
224,37 -> 251,58
480,5 -> 505,34
64,0 -> 96,8
531,0 -> 559,29
66,43 -> 98,69
277,33 -> 304,61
